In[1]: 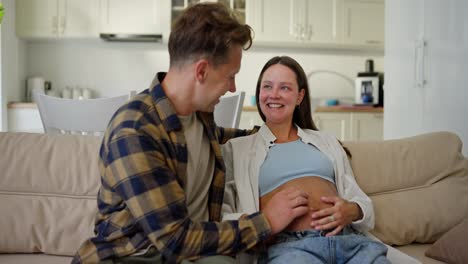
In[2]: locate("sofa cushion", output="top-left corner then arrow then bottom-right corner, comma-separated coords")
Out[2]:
0,133 -> 102,256
0,253 -> 71,264
344,132 -> 468,246
395,244 -> 445,264
425,218 -> 468,264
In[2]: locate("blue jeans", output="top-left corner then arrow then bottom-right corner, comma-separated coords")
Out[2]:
263,227 -> 389,264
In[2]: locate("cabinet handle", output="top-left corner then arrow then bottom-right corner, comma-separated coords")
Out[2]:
365,40 -> 382,45
52,16 -> 58,34
307,24 -> 313,40
60,16 -> 66,34
414,38 -> 427,88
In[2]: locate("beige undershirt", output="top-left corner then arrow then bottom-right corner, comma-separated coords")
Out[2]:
179,113 -> 214,222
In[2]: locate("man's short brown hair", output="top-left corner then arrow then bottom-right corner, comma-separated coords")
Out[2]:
168,2 -> 253,67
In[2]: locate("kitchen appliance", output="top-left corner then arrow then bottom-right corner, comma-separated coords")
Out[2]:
354,59 -> 384,106
26,77 -> 51,102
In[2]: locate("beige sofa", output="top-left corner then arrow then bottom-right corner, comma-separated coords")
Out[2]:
0,132 -> 467,263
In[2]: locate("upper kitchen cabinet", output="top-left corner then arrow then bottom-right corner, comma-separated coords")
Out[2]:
171,0 -> 245,26
246,0 -> 297,44
246,0 -> 337,45
246,0 -> 384,49
16,0 -> 100,38
302,0 -> 338,44
100,0 -> 171,35
338,0 -> 385,46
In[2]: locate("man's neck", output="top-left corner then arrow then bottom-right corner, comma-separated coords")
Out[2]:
161,67 -> 196,116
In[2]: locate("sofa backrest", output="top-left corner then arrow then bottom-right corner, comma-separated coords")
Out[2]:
344,132 -> 468,246
0,132 -> 102,256
2,131 -> 466,255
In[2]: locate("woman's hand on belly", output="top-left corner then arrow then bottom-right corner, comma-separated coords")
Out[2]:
310,196 -> 363,237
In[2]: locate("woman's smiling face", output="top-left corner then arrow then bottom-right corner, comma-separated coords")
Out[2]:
259,64 -> 305,126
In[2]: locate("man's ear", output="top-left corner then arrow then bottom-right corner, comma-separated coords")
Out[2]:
194,59 -> 209,83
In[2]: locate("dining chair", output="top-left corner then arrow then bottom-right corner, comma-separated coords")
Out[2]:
213,92 -> 245,128
35,92 -> 132,136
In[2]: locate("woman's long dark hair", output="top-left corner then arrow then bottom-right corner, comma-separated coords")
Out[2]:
255,56 -> 318,130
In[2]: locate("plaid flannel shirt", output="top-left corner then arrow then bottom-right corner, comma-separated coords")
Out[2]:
72,73 -> 270,264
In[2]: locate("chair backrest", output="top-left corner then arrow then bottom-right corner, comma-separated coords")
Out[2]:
214,92 -> 245,128
35,93 -> 131,136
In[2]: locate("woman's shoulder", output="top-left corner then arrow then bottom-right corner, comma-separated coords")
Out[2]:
225,132 -> 260,147
301,128 -> 337,141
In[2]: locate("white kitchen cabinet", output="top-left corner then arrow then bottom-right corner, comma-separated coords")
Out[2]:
240,109 -> 383,141
246,0 -> 383,49
171,0 -> 245,25
303,0 -> 339,43
7,107 -> 44,133
351,112 -> 383,141
314,112 -> 383,141
313,112 -> 352,141
16,0 -> 100,38
246,0 -> 337,44
100,0 -> 171,35
338,0 -> 385,46
246,0 -> 296,44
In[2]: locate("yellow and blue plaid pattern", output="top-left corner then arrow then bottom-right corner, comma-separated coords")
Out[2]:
72,73 -> 270,263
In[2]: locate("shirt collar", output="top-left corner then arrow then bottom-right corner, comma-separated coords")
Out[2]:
258,123 -> 276,148
149,72 -> 183,132
258,123 -> 317,147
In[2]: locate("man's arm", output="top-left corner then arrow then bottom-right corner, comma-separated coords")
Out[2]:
216,126 -> 260,144
103,130 -> 270,262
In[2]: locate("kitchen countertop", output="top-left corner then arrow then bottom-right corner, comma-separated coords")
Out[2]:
315,105 -> 383,113
243,105 -> 383,113
7,102 -> 37,109
9,102 -> 383,113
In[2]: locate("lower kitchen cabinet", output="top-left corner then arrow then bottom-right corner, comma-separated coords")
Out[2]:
7,104 -> 44,133
313,112 -> 351,141
350,112 -> 384,141
239,108 -> 383,142
314,112 -> 383,141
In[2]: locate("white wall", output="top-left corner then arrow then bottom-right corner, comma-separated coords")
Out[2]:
4,0 -> 384,106
1,0 -> 27,130
20,40 -> 383,105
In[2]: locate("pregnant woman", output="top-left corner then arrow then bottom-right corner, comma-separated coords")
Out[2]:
222,56 -> 389,264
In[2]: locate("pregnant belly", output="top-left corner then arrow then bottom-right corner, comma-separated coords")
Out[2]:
260,176 -> 338,231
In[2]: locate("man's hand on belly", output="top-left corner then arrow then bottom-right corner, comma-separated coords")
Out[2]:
309,196 -> 363,237
262,187 -> 310,235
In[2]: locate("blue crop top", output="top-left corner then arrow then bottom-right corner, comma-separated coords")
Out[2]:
259,139 -> 335,196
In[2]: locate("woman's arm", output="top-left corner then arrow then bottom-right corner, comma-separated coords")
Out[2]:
309,134 -> 374,234
339,139 -> 375,231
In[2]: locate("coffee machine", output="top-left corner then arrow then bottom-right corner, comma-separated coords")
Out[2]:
355,59 -> 384,106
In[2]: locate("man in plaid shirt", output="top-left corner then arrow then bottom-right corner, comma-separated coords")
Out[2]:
73,3 -> 309,263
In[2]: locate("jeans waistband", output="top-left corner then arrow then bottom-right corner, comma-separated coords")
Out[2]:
272,226 -> 356,245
